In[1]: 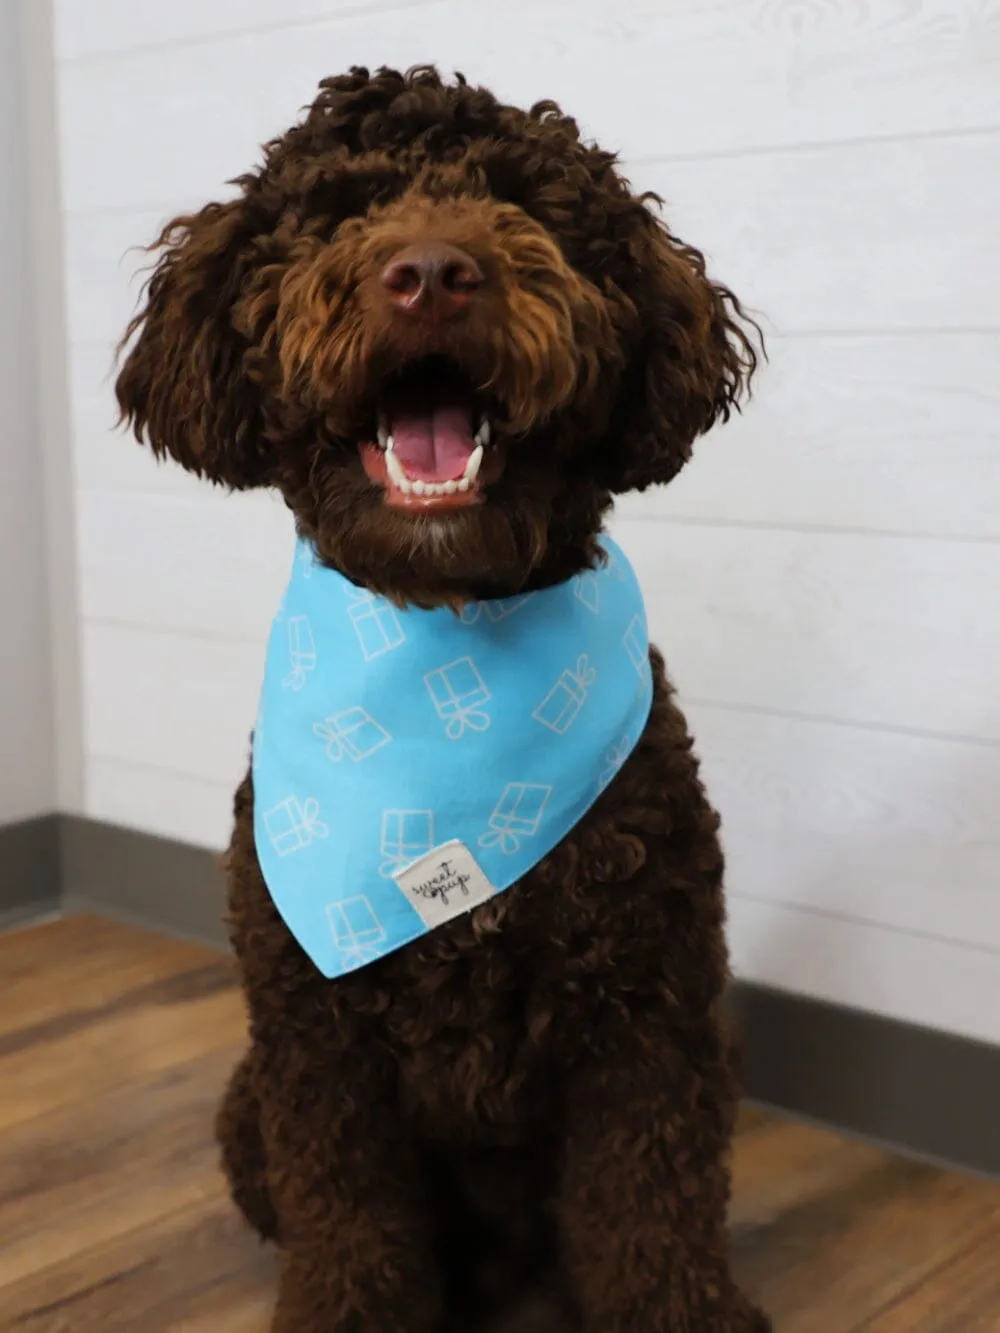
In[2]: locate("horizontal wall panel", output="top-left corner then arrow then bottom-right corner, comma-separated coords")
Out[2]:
618,332 -> 1000,541
56,0 -> 440,60
638,131 -> 1000,334
68,343 -> 208,497
689,702 -> 1000,951
61,131 -> 1000,366
86,757 -> 235,850
616,516 -> 1000,742
57,1 -> 1000,187
83,624 -> 261,788
78,489 -> 292,642
728,894 -> 1000,1047
64,210 -> 178,349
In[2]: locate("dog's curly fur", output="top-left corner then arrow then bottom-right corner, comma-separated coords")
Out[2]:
116,66 -> 769,1333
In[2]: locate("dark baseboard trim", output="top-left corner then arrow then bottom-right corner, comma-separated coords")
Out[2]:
731,982 -> 1000,1179
0,813 -> 62,920
60,815 -> 229,952
3,815 -> 998,1177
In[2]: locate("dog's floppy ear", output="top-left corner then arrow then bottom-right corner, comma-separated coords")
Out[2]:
115,198 -> 272,488
602,211 -> 760,493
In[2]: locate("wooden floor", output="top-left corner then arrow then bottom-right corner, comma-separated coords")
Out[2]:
1,917 -> 998,1332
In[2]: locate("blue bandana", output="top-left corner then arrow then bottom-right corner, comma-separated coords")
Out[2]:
252,536 -> 653,979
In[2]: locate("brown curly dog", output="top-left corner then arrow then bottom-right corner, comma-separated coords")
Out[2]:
115,66 -> 769,1333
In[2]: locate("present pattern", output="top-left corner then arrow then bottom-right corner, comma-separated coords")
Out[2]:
379,809 -> 436,878
297,544 -> 315,579
283,614 -> 317,691
424,657 -> 492,739
598,731 -> 634,793
623,614 -> 648,674
346,588 -> 406,661
573,571 -> 601,614
479,782 -> 552,854
327,895 -> 386,969
459,594 -> 532,625
264,795 -> 328,856
532,654 -> 597,734
605,550 -> 627,581
313,707 -> 392,762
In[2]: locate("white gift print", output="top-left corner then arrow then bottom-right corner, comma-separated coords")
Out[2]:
326,895 -> 386,968
572,571 -> 600,613
458,594 -> 532,625
532,654 -> 597,734
424,657 -> 492,739
282,614 -> 317,691
313,707 -> 392,762
479,782 -> 552,854
379,809 -> 436,878
598,731 -> 634,792
623,615 -> 648,674
264,795 -> 329,856
346,587 -> 406,661
605,550 -> 628,581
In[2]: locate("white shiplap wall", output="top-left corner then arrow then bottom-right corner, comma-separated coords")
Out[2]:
53,0 -> 1000,1042
0,1 -> 55,824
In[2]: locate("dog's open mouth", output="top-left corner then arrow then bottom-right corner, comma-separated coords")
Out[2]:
360,356 -> 503,511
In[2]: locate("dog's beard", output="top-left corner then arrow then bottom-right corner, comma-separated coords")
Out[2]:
297,450 -> 564,608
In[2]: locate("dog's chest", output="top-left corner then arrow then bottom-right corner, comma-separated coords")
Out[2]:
373,888 -> 586,1137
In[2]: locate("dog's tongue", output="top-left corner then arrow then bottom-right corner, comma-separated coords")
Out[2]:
390,403 -> 476,482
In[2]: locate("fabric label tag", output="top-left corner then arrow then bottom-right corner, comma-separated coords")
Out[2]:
393,840 -> 498,928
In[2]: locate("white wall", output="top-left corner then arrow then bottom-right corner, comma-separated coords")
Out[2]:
0,1 -> 56,823
52,1 -> 1000,1042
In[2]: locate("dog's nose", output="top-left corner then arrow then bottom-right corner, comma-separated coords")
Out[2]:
380,241 -> 484,317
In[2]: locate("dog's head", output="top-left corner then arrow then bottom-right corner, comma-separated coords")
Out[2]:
116,67 -> 758,605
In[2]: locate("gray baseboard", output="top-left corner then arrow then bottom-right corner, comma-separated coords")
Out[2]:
0,813 -> 62,921
2,813 -> 998,1177
731,982 -> 1000,1179
60,815 -> 228,951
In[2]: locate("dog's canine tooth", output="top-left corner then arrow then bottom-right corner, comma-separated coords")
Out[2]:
456,477 -> 471,492
474,418 -> 490,449
385,448 -> 409,490
464,444 -> 483,483
377,420 -> 391,451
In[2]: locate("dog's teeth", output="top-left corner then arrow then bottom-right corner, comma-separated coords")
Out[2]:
441,480 -> 459,495
456,477 -> 471,492
385,448 -> 408,490
475,418 -> 490,449
464,444 -> 483,483
412,479 -> 427,496
377,420 -> 391,451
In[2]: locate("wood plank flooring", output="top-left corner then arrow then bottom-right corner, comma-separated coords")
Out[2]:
1,916 -> 997,1331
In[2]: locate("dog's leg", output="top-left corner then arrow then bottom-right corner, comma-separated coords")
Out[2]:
429,1139 -> 576,1332
557,1010 -> 770,1333
216,1049 -> 278,1241
258,1040 -> 442,1333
